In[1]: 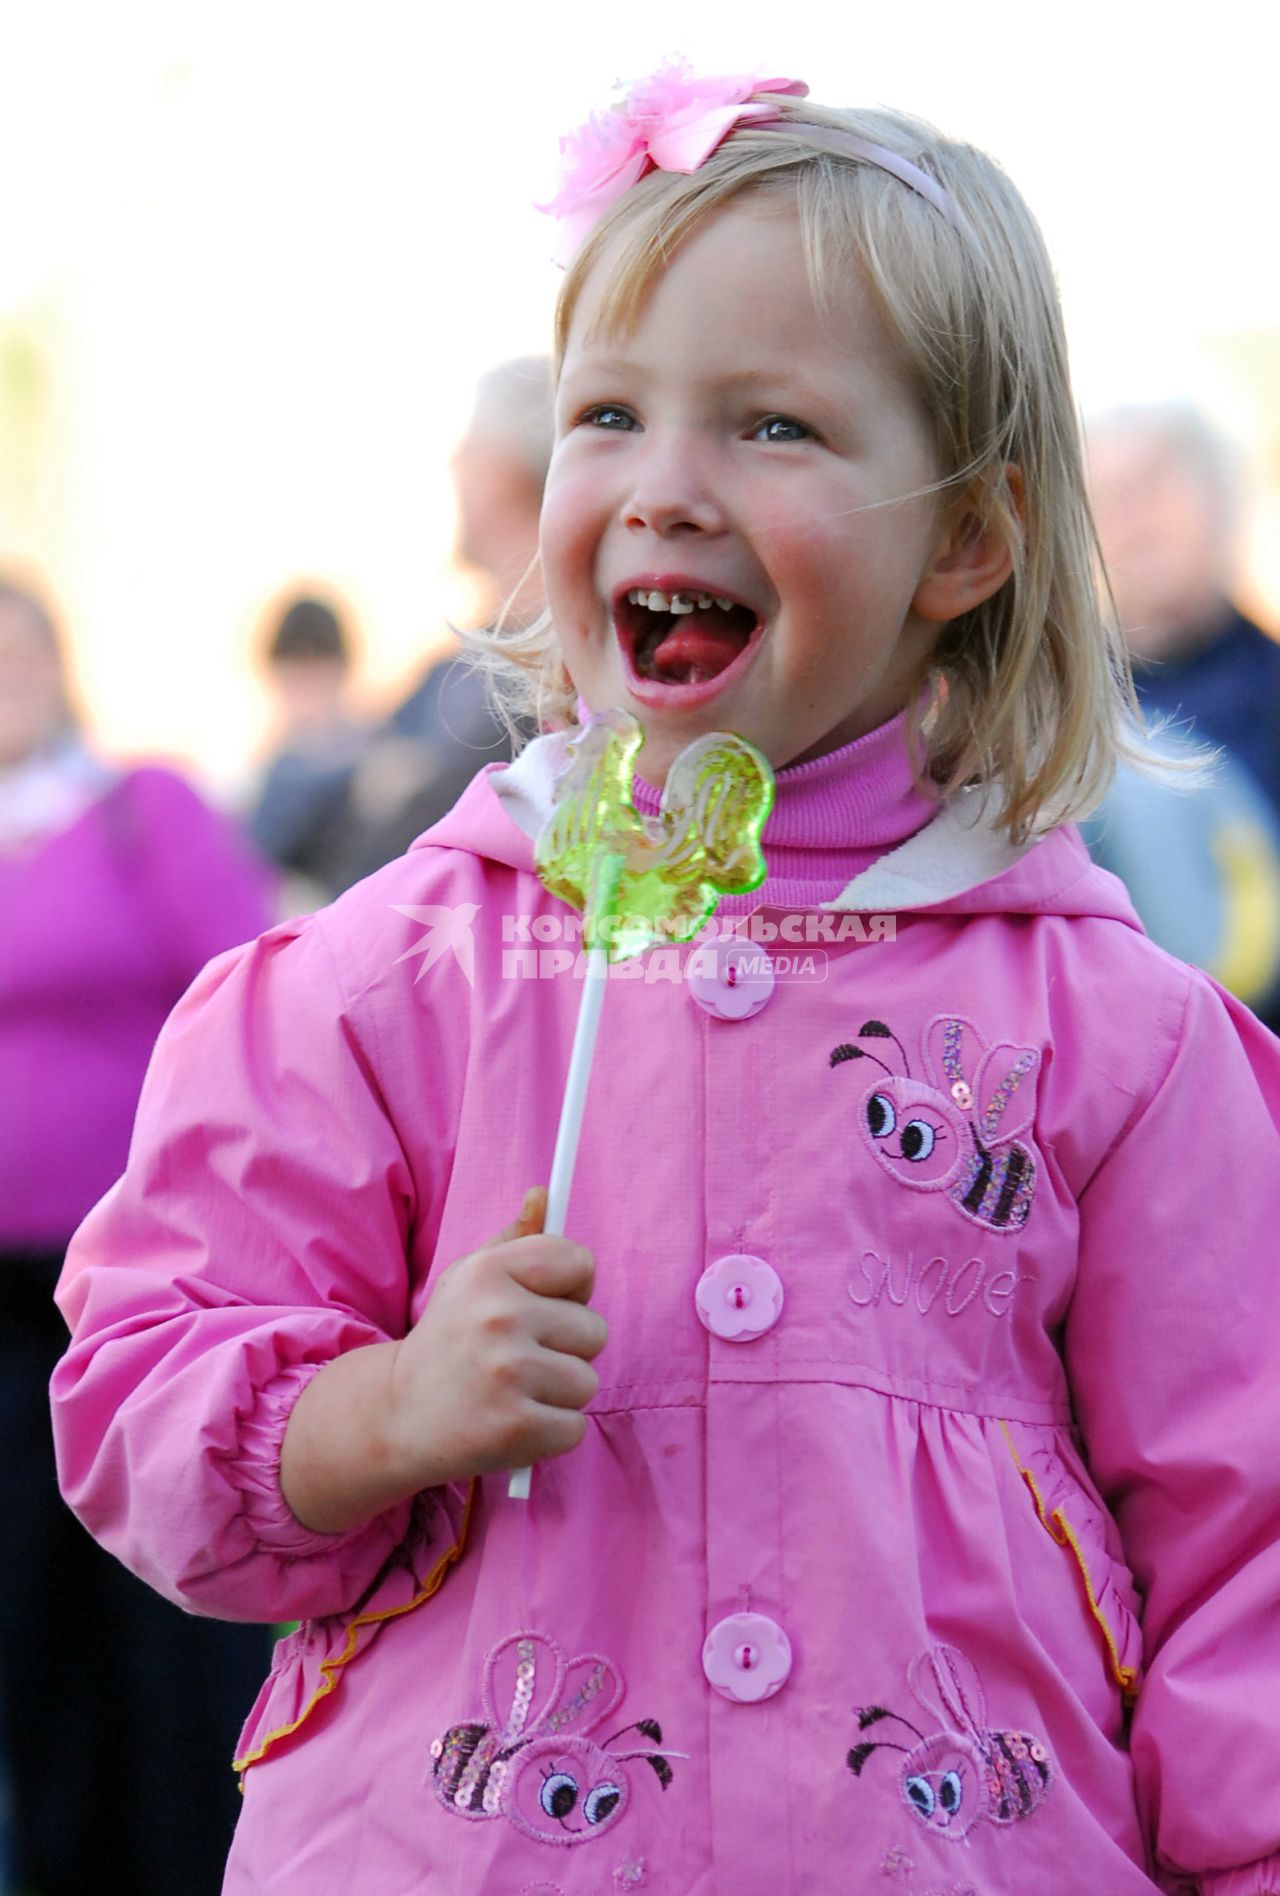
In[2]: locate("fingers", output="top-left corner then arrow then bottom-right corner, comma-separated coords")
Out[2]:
494,1186 -> 548,1244
502,1235 -> 596,1305
521,1403 -> 591,1464
487,1187 -> 596,1305
525,1349 -> 600,1414
465,1347 -> 598,1474
534,1298 -> 608,1362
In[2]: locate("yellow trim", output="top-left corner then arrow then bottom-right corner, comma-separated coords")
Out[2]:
234,1479 -> 477,1784
1210,820 -> 1280,1003
998,1421 -> 1139,1705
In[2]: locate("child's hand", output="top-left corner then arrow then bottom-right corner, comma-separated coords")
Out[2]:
385,1186 -> 607,1490
280,1187 -> 606,1535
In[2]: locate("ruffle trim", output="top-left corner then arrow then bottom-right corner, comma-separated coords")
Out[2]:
234,1478 -> 476,1782
998,1420 -> 1141,1704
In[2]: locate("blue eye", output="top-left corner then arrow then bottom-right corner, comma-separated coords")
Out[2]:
754,415 -> 811,443
940,1769 -> 963,1814
582,404 -> 637,431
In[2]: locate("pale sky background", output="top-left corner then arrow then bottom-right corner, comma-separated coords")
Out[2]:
2,0 -> 1278,789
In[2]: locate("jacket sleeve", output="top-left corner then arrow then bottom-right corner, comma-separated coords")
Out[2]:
50,909 -> 422,1625
1066,969 -> 1280,1895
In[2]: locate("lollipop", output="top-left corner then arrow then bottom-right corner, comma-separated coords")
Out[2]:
508,708 -> 774,1498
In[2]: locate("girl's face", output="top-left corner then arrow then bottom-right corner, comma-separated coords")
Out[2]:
541,198 -> 961,785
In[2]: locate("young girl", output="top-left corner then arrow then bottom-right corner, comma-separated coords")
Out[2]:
52,66 -> 1280,1896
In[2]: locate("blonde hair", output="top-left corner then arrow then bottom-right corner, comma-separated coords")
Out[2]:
474,95 -> 1138,838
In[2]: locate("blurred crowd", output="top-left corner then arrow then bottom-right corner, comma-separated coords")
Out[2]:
244,357 -> 549,911
0,357 -> 549,1896
1,372 -> 1278,1892
1084,404 -> 1280,1026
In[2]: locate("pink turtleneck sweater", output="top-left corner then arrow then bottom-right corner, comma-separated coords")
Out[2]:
630,711 -> 938,916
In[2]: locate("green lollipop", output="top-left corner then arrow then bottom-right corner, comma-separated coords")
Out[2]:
535,707 -> 775,958
508,709 -> 773,1499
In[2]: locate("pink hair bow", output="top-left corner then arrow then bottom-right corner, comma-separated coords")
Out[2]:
539,61 -> 808,266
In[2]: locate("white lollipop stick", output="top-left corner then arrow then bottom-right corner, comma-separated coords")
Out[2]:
507,941 -> 610,1500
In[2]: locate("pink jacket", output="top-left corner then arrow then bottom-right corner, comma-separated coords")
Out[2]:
52,735 -> 1280,1896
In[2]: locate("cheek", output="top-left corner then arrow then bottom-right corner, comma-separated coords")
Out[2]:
539,464 -> 610,593
753,508 -> 842,598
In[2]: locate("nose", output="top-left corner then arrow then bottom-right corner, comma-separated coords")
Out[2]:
621,436 -> 725,538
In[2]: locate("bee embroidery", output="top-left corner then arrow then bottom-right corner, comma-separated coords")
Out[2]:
848,1644 -> 1053,1838
429,1632 -> 681,1847
830,1014 -> 1039,1232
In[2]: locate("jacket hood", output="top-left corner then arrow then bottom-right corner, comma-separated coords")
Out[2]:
420,730 -> 1143,930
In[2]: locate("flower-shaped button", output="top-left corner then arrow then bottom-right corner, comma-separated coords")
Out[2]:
686,939 -> 774,1021
695,1254 -> 783,1342
702,1612 -> 792,1704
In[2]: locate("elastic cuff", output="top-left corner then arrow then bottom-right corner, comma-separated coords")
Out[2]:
229,1360 -> 371,1557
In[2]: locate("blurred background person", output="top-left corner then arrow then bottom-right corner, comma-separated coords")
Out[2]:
247,589 -> 368,908
331,355 -> 550,887
0,575 -> 274,1896
1084,406 -> 1280,1027
1089,402 -> 1280,814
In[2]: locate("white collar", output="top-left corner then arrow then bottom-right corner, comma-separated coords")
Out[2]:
823,788 -> 1036,911
491,729 -> 573,843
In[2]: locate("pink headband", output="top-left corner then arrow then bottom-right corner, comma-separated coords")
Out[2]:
538,62 -> 965,267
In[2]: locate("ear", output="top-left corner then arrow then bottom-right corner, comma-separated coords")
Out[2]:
911,466 -> 1022,626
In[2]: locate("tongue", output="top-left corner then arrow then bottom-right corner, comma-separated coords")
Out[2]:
650,621 -> 746,683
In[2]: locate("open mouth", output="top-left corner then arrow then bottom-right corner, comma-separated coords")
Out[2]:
615,586 -> 760,687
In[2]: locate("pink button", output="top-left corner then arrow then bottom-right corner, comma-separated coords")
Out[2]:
686,939 -> 774,1021
695,1254 -> 784,1341
702,1612 -> 792,1703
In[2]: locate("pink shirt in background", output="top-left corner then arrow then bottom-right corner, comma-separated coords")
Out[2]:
0,766 -> 272,1247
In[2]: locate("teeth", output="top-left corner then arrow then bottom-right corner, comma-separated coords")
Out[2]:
626,587 -> 738,612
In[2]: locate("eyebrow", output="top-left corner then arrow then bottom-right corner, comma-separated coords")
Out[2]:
559,358 -> 845,406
